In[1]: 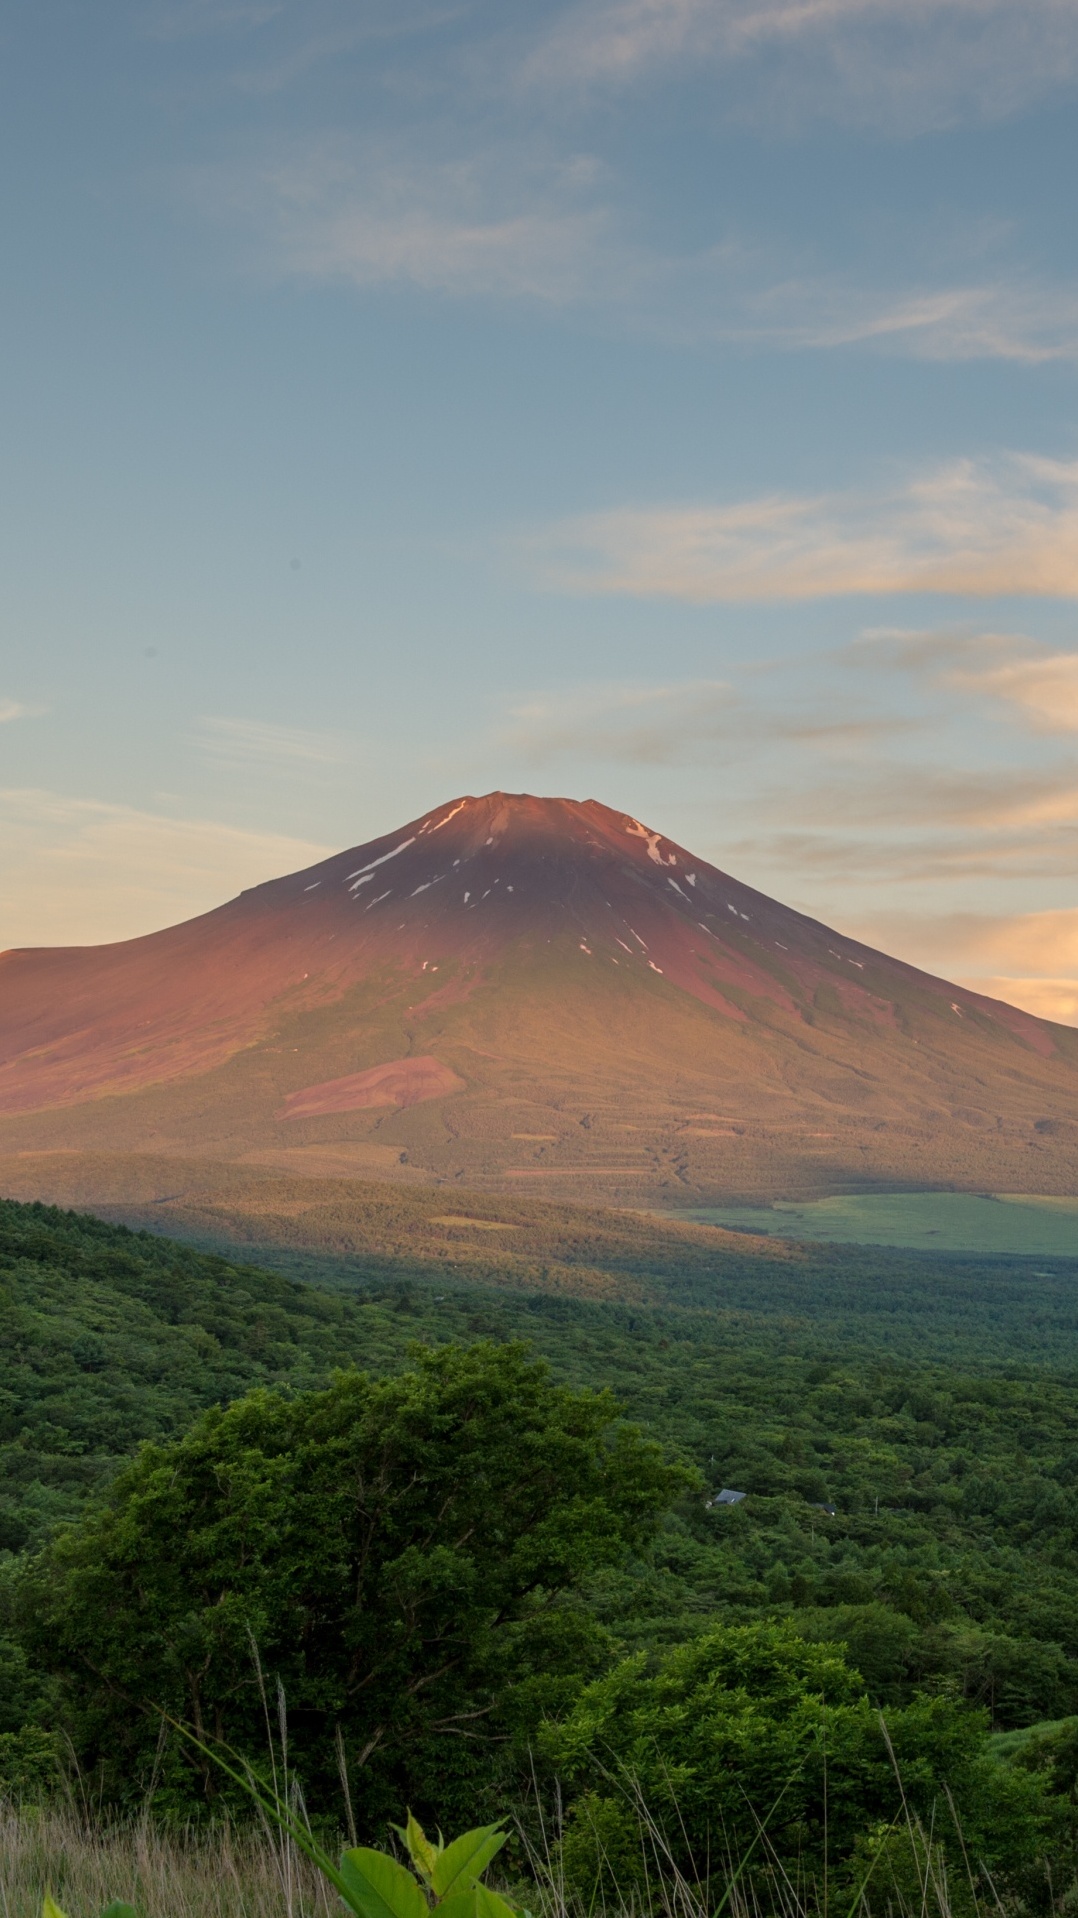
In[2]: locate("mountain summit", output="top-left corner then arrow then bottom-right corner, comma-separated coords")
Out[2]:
1,791 -> 1075,1198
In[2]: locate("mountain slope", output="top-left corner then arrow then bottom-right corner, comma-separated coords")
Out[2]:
1,791 -> 1076,1199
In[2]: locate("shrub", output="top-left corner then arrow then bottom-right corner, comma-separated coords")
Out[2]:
539,1621 -> 1048,1896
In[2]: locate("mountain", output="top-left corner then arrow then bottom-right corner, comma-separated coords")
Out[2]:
1,791 -> 1076,1204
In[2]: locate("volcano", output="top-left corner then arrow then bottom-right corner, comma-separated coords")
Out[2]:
1,791 -> 1076,1202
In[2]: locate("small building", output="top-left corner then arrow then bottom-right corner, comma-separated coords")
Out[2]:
811,1502 -> 837,1517
707,1487 -> 747,1508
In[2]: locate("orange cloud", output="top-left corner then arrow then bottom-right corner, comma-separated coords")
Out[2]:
0,790 -> 333,950
536,455 -> 1078,602
847,907 -> 1078,1027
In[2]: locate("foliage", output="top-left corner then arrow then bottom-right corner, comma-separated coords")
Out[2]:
5,1196 -> 1078,1898
6,1196 -> 1078,1744
0,1197 -> 393,1553
44,1898 -> 136,1918
18,1342 -> 688,1824
540,1621 -> 1048,1893
0,1726 -> 62,1799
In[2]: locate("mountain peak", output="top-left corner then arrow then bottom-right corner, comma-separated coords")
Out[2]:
1,791 -> 1075,1199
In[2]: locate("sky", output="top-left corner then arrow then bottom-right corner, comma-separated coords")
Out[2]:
2,0 -> 1078,1023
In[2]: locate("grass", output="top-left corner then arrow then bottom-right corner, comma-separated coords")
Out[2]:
0,1804 -> 338,1918
988,1718 -> 1078,1761
0,1800 -> 997,1918
682,1192 -> 1078,1256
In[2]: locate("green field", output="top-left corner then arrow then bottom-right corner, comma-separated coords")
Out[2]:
681,1189 -> 1078,1254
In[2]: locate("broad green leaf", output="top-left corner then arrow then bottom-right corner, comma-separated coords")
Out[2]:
340,1847 -> 429,1918
42,1900 -> 67,1918
438,1884 -> 519,1918
401,1812 -> 441,1884
436,1890 -> 477,1918
475,1887 -> 517,1918
475,1885 -> 521,1918
431,1823 -> 507,1899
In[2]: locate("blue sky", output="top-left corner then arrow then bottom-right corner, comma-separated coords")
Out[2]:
3,0 -> 1078,1020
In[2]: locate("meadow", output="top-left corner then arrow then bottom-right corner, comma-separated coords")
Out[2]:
683,1192 -> 1078,1257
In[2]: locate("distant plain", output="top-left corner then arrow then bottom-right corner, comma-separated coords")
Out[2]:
682,1191 -> 1078,1256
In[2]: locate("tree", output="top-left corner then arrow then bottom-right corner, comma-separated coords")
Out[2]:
539,1621 -> 1048,1897
21,1342 -> 690,1824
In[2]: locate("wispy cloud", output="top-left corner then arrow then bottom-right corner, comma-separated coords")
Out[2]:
523,0 -> 1078,134
504,678 -> 734,762
948,649 -> 1078,733
494,644 -> 1078,1024
195,132 -> 1078,363
532,455 -> 1078,603
845,905 -> 1078,1024
194,139 -> 618,303
0,789 -> 333,950
729,818 -> 1078,885
729,276 -> 1078,366
855,627 -> 1078,734
752,764 -> 1078,834
0,699 -> 45,724
854,905 -> 1078,975
503,673 -> 916,763
968,977 -> 1078,1024
144,0 -> 286,41
197,714 -> 347,767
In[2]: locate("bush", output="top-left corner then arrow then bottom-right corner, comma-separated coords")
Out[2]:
539,1621 -> 1048,1896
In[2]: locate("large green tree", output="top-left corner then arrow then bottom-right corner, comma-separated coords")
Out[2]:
21,1342 -> 689,1823
540,1621 -> 1048,1898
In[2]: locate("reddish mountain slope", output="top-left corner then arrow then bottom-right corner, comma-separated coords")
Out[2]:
1,792 -> 1075,1200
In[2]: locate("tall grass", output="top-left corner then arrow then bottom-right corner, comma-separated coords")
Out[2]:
0,1775 -> 1010,1918
0,1804 -> 336,1918
512,1769 -> 1003,1918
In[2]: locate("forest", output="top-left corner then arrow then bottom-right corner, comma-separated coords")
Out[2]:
2,1192 -> 1078,1906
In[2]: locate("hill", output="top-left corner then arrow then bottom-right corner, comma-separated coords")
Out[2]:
1,791 -> 1077,1208
3,1195 -> 1078,1734
2,1155 -> 1076,1363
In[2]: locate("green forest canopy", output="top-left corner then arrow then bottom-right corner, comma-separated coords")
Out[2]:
2,1194 -> 1078,1898
2,1191 -> 1078,1731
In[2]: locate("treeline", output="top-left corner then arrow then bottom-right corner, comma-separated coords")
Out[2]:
3,1196 -> 1078,1904
4,1197 -> 1078,1724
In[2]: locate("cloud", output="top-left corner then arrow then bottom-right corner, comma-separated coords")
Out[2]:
533,455 -> 1078,603
144,0 -> 286,40
958,977 -> 1078,1024
731,277 -> 1078,366
523,0 -> 1078,134
0,790 -> 333,950
727,826 -> 1078,885
758,765 -> 1078,832
503,672 -> 922,765
858,626 -> 1078,735
0,701 -> 28,724
720,750 -> 1078,894
843,906 -> 1078,1025
492,647 -> 1078,1029
503,678 -> 735,762
197,715 -> 347,766
197,133 -> 1078,363
853,905 -> 1078,974
196,140 -> 619,304
949,650 -> 1078,733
